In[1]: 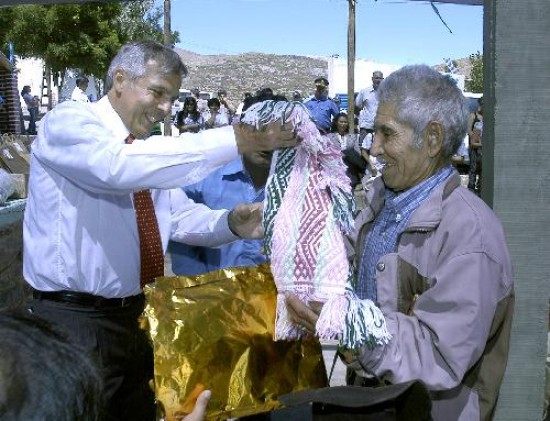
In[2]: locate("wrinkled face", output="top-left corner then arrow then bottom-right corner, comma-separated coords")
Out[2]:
112,60 -> 181,138
372,102 -> 433,192
336,115 -> 349,134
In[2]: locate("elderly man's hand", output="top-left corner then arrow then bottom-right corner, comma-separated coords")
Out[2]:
233,120 -> 298,154
228,203 -> 264,239
285,292 -> 323,334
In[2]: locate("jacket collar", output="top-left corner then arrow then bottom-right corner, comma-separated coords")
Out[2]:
355,170 -> 461,233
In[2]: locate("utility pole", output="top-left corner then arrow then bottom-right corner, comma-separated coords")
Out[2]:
347,0 -> 356,134
163,0 -> 172,136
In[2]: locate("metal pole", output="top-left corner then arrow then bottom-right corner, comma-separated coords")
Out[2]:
347,0 -> 356,134
163,0 -> 172,136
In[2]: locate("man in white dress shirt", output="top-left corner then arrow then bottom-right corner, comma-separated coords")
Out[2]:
23,41 -> 296,421
355,70 -> 384,149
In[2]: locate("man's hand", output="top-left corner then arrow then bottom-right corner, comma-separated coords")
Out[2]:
179,390 -> 211,421
285,292 -> 323,334
233,120 -> 298,154
228,203 -> 264,239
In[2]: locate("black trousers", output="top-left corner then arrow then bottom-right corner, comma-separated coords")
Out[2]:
28,295 -> 155,421
468,148 -> 482,193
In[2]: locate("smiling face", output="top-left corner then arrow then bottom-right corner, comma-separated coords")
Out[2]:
372,102 -> 441,192
109,60 -> 181,138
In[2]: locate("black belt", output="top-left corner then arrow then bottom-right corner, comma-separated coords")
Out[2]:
32,289 -> 144,309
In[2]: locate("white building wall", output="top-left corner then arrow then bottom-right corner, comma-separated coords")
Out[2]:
327,57 -> 401,96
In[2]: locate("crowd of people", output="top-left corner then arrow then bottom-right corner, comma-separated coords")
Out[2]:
1,39 -> 513,421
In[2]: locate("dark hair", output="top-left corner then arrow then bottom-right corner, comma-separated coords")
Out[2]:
260,87 -> 274,98
207,97 -> 221,108
241,92 -> 288,115
75,76 -> 89,88
191,88 -> 200,97
314,77 -> 329,85
0,310 -> 103,420
330,112 -> 349,133
20,85 -> 31,96
217,89 -> 227,96
176,97 -> 201,126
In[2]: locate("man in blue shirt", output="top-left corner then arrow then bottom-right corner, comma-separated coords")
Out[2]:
170,149 -> 271,275
304,77 -> 340,134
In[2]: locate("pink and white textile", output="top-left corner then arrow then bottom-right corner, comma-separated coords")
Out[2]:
240,100 -> 390,349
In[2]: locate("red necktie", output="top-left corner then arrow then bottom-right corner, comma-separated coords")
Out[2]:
126,135 -> 164,288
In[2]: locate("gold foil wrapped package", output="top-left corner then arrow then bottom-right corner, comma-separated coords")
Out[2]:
143,264 -> 328,420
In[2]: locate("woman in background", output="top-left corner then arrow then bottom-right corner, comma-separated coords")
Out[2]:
175,97 -> 204,134
330,112 -> 367,189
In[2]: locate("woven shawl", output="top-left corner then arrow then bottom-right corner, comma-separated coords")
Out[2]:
240,100 -> 390,350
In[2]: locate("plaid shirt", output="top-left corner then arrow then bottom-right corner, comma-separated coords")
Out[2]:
356,166 -> 454,301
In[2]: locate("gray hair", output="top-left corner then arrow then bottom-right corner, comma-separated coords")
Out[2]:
105,41 -> 188,90
377,64 -> 470,157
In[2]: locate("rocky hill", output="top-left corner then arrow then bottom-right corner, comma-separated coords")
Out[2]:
175,48 -> 328,100
175,48 -> 472,101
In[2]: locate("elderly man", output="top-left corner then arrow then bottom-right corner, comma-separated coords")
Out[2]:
287,64 -> 514,421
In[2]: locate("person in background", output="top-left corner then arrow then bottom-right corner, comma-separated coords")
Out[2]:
23,41 -> 297,421
287,65 -> 513,421
259,87 -> 274,99
235,91 -> 253,116
176,96 -> 204,133
203,97 -> 230,129
71,76 -> 90,103
451,138 -> 469,176
191,87 -> 208,113
20,85 -> 39,135
332,94 -> 342,111
468,96 -> 483,194
330,112 -> 367,189
355,70 -> 384,150
292,90 -> 303,102
304,77 -> 340,134
170,93 -> 285,276
217,88 -> 237,120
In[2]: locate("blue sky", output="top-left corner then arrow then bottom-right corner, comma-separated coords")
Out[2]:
161,0 -> 483,66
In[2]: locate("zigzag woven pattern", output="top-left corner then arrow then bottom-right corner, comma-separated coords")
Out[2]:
263,147 -> 296,256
